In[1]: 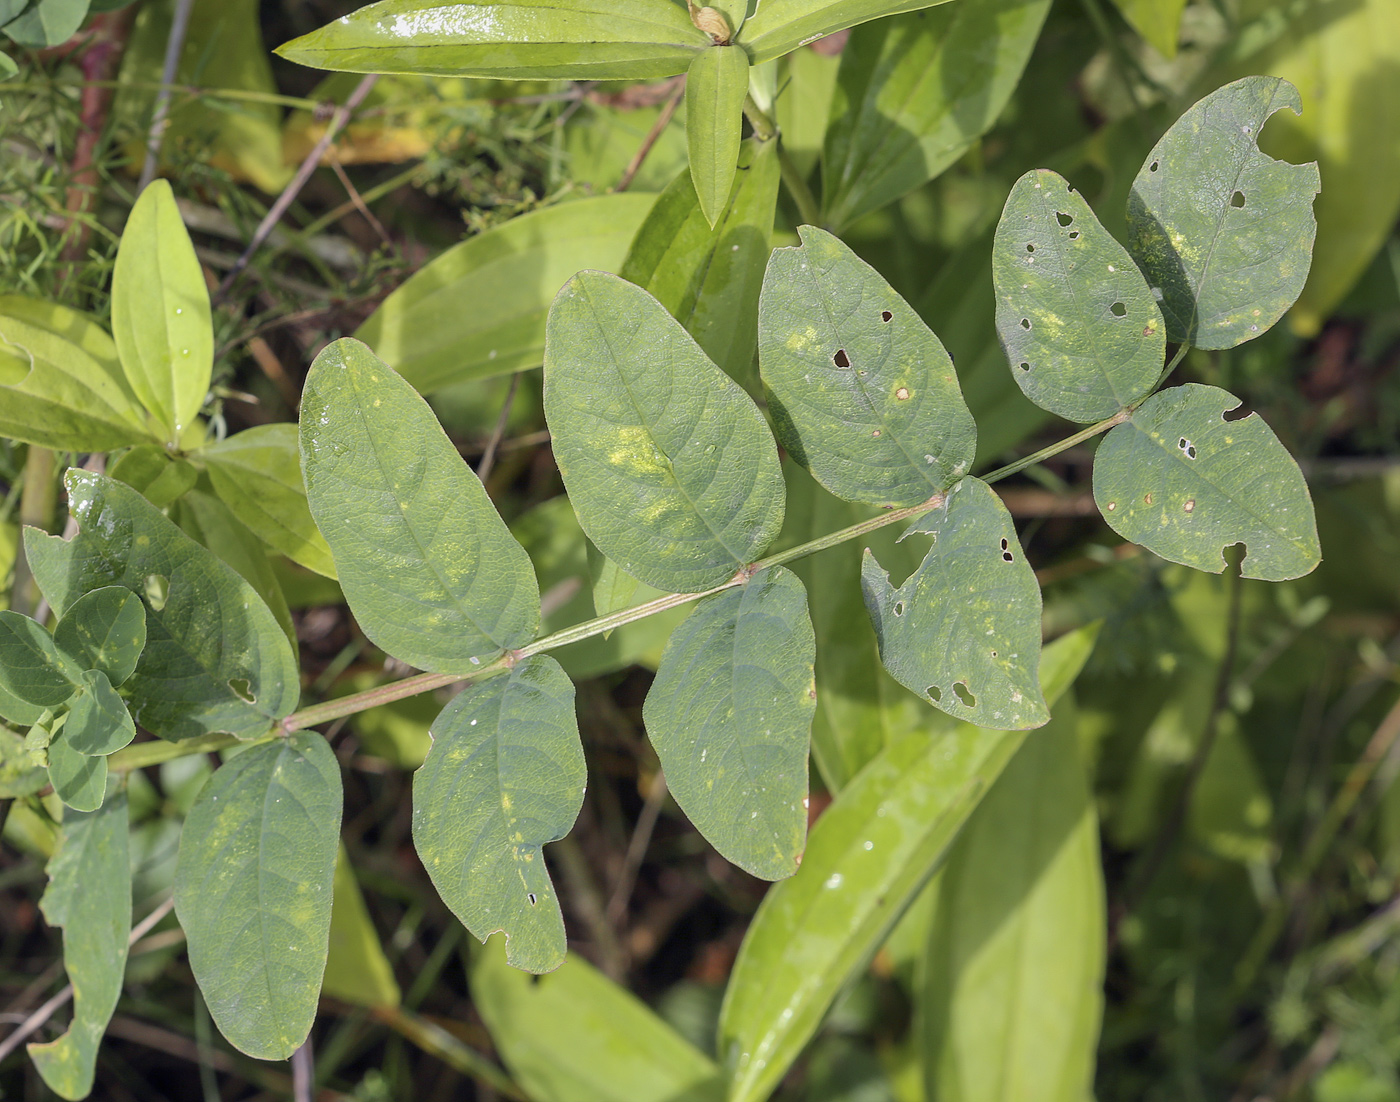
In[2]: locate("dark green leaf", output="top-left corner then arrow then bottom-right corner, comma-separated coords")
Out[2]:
108,444 -> 199,508
53,585 -> 147,686
643,566 -> 815,880
738,0 -> 953,65
759,225 -> 976,506
1126,75 -> 1320,349
1091,383 -> 1321,580
686,45 -> 749,228
174,733 -> 342,1060
46,734 -> 107,813
0,683 -> 44,726
0,610 -> 81,707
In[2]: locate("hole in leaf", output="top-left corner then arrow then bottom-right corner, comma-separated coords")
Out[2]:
1068,230 -> 1080,240
1018,361 -> 1031,372
1223,402 -> 1251,422
1020,318 -> 1031,330
1002,550 -> 1014,562
991,650 -> 997,657
893,601 -> 904,617
952,682 -> 976,708
1231,190 -> 1245,208
1025,243 -> 1035,253
895,386 -> 910,400
881,310 -> 893,322
1110,301 -> 1127,317
144,574 -> 169,612
1000,538 -> 1009,550
228,678 -> 255,704
1149,160 -> 1159,172
527,892 -> 537,905
1184,499 -> 1196,513
926,686 -> 942,703
1178,437 -> 1198,459
1144,492 -> 1153,505
833,349 -> 851,368
1056,211 -> 1073,227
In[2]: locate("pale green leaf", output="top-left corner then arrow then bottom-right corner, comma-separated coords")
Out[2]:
643,566 -> 814,880
205,423 -> 337,579
323,844 -> 401,1008
473,935 -> 723,1102
1109,0 -> 1186,57
412,655 -> 583,974
62,671 -> 136,756
300,338 -> 541,673
27,791 -> 131,1101
276,0 -> 711,79
25,471 -> 301,740
774,46 -> 840,179
1091,382 -> 1320,580
108,444 -> 198,508
111,179 -> 212,443
686,45 -> 749,228
544,271 -> 785,593
357,194 -> 657,394
820,0 -> 1050,230
0,49 -> 16,78
862,477 -> 1048,729
0,610 -> 81,707
0,729 -> 47,797
738,0 -> 954,65
994,168 -> 1165,423
174,732 -> 342,1060
759,225 -> 976,506
53,586 -> 147,686
46,736 -> 107,812
1126,75 -> 1319,350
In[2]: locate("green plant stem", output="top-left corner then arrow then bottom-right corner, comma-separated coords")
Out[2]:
741,94 -> 776,140
1154,341 -> 1191,391
980,410 -> 1129,486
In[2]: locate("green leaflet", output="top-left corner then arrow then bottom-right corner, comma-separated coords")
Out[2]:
738,0 -> 953,65
686,45 -> 749,228
412,655 -> 583,974
0,296 -> 151,451
717,626 -> 1098,1102
1126,76 -> 1320,350
28,791 -> 131,1101
300,338 -> 541,673
759,225 -> 976,507
174,732 -> 342,1060
53,586 -> 147,686
1109,0 -> 1186,57
0,610 -> 81,707
357,194 -> 657,394
472,935 -> 724,1102
276,0 -> 711,79
204,423 -> 337,578
0,729 -> 47,797
1091,383 -> 1321,581
63,671 -> 136,756
921,692 -> 1104,1102
643,566 -> 815,881
544,271 -> 785,593
110,179 -> 212,444
46,735 -> 108,812
862,477 -> 1049,730
620,136 -> 780,393
2,0 -> 87,47
108,444 -> 199,508
994,168 -> 1164,423
25,471 -> 300,741
820,0 -> 1050,230
323,845 -> 401,1008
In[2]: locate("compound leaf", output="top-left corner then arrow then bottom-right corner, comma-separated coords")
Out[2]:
53,585 -> 147,686
300,338 -> 540,673
759,225 -> 976,506
686,45 -> 749,228
46,736 -> 107,813
62,670 -> 136,756
0,610 -> 81,707
544,271 -> 785,593
174,732 -> 342,1060
413,655 -> 584,974
1091,383 -> 1320,580
643,566 -> 815,880
994,168 -> 1164,423
1126,75 -> 1320,350
738,0 -> 953,65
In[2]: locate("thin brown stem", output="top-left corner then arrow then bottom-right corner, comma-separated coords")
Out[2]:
476,373 -> 521,484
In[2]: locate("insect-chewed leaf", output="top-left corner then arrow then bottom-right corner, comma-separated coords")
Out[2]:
174,732 -> 342,1060
27,791 -> 131,1101
643,566 -> 815,881
46,735 -> 107,812
52,586 -> 146,686
862,477 -> 1048,730
1091,383 -> 1320,580
994,169 -> 1164,423
413,655 -> 584,974
759,226 -> 976,507
25,471 -> 300,741
544,271 -> 785,593
1126,75 -> 1320,350
687,45 -> 749,228
300,338 -> 541,673
62,670 -> 136,756
0,610 -> 81,708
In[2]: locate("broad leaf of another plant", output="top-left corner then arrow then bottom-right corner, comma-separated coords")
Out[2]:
27,791 -> 131,1101
53,586 -> 147,686
357,194 -> 657,393
2,0 -> 87,48
686,45 -> 749,228
862,478 -> 1048,729
994,168 -> 1164,423
322,845 -> 401,1008
738,0 -> 953,65
0,611 -> 81,708
300,338 -> 541,673
62,671 -> 136,756
46,736 -> 107,812
587,541 -> 640,623
544,272 -> 785,593
759,225 -> 976,506
1126,75 -> 1319,350
1109,0 -> 1186,57
108,444 -> 199,508
820,0 -> 1050,230
26,472 -> 300,740
774,47 -> 840,179
1092,383 -> 1320,580
643,566 -> 815,881
174,732 -> 342,1060
413,655 -> 584,974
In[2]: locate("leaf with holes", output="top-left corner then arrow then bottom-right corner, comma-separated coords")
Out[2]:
174,732 -> 342,1060
544,271 -> 785,593
413,655 -> 584,974
300,338 -> 541,673
686,45 -> 749,228
0,611 -> 81,708
994,169 -> 1164,423
759,226 -> 976,507
862,477 -> 1047,729
62,671 -> 136,756
52,586 -> 146,687
27,791 -> 130,1101
643,566 -> 815,880
46,735 -> 108,813
25,471 -> 300,741
1091,383 -> 1320,580
1126,76 -> 1320,350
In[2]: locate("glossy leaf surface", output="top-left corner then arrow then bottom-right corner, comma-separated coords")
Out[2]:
174,732 -> 342,1060
52,585 -> 147,686
413,656 -> 584,973
686,45 -> 749,228
301,338 -> 540,672
0,610 -> 80,707
46,736 -> 107,813
62,671 -> 136,756
739,0 -> 952,65
1092,383 -> 1320,580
